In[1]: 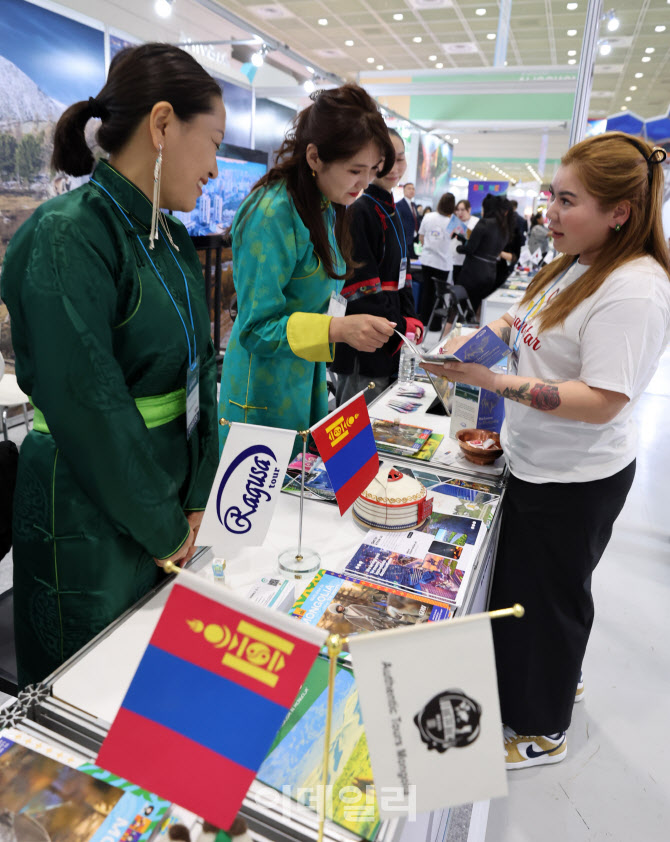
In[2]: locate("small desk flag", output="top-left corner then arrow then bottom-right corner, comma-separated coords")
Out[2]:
198,422 -> 295,553
310,391 -> 379,515
348,614 -> 507,816
97,573 -> 327,829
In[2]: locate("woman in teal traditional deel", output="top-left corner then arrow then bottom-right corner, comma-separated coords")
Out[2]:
0,45 -> 225,688
219,85 -> 398,452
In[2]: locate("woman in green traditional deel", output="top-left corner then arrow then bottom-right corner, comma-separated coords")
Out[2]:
0,45 -> 226,688
219,85 -> 398,454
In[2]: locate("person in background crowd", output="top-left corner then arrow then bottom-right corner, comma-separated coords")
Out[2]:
495,197 -> 524,290
1,44 -> 225,687
528,210 -> 551,257
510,199 -> 528,245
451,199 -> 479,283
424,132 -> 670,770
455,193 -> 512,312
396,181 -> 420,259
332,130 -> 423,404
418,192 -> 456,330
219,85 -> 396,454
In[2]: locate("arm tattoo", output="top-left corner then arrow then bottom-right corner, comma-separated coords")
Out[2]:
499,326 -> 511,344
496,380 -> 563,411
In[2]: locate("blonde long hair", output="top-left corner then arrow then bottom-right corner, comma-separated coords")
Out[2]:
520,132 -> 670,332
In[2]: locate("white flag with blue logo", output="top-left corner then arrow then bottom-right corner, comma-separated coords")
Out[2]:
348,614 -> 507,816
198,423 -> 296,554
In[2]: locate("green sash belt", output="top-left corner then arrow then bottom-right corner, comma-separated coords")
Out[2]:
32,388 -> 187,434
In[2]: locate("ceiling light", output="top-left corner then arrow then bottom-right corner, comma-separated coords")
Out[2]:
567,2 -> 578,8
345,39 -> 354,46
367,57 -> 375,63
642,56 -> 651,62
487,33 -> 496,40
605,12 -> 620,32
567,29 -> 577,36
629,85 -> 637,90
376,64 -> 384,70
251,49 -> 265,67
318,18 -> 328,26
154,0 -> 173,17
305,65 -> 314,72
620,106 -> 626,111
476,8 -> 486,15
645,47 -> 655,53
655,25 -> 666,33
436,62 -> 444,68
428,54 -> 437,61
453,138 -> 459,144
393,13 -> 404,20
625,96 -> 631,101
634,72 -> 643,78
303,78 -> 316,94
599,41 -> 611,56
568,58 -> 576,64
568,49 -> 577,56
413,36 -> 422,42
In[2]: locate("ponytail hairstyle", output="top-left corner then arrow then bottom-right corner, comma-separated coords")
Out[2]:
241,84 -> 395,280
521,131 -> 670,332
52,43 -> 223,176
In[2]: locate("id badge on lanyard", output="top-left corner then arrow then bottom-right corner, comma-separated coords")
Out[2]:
398,257 -> 408,289
327,291 -> 347,318
186,357 -> 200,440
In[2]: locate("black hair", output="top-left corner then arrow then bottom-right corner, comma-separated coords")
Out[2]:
52,43 -> 223,176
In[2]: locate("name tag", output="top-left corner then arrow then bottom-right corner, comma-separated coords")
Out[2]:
327,291 -> 347,318
186,357 -> 200,440
398,258 -> 408,289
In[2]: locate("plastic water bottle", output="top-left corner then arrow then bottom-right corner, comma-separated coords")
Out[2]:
398,342 -> 416,384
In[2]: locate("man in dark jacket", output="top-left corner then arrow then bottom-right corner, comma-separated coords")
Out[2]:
396,183 -> 419,259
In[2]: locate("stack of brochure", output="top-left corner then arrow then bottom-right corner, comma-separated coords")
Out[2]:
372,419 -> 433,457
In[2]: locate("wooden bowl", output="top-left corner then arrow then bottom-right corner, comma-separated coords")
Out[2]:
456,429 -> 503,465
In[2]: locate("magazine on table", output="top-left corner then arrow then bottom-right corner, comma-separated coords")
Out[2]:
290,568 -> 452,651
396,325 -> 511,365
0,728 -> 169,842
343,526 -> 481,607
371,419 -> 433,455
257,658 -> 381,840
430,482 -> 500,527
281,456 -> 337,504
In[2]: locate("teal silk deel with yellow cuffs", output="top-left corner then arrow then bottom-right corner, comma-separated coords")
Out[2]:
0,160 -> 219,688
219,180 -> 345,455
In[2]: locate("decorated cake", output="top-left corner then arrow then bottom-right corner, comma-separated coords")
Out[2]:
353,465 -> 433,531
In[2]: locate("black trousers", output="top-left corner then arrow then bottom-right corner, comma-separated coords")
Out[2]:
489,461 -> 636,734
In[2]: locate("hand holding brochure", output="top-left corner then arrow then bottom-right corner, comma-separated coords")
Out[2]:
396,326 -> 511,366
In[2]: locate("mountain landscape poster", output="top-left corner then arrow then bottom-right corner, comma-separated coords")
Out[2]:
0,0 -> 105,364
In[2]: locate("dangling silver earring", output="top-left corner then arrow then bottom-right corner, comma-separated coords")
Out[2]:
149,144 -> 162,249
149,144 -> 179,252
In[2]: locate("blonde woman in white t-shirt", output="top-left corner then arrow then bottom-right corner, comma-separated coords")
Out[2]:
425,132 -> 670,770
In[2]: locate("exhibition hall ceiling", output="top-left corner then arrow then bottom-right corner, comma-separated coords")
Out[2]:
212,0 -> 669,122
208,0 -> 670,179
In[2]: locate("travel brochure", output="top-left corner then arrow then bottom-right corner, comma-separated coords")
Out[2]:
343,521 -> 483,608
397,325 -> 511,365
371,419 -> 433,456
290,569 -> 452,649
257,658 -> 381,841
0,729 -> 169,842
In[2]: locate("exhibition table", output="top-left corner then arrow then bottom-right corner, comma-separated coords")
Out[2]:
12,382 -> 506,842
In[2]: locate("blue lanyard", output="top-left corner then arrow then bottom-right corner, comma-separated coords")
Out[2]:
90,178 -> 197,369
362,193 -> 406,262
513,259 -> 578,356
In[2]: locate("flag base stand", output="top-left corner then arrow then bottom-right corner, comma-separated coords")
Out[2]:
278,430 -> 320,579
278,546 -> 321,579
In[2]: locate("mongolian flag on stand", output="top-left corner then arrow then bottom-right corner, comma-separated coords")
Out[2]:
310,390 -> 379,515
96,572 -> 327,830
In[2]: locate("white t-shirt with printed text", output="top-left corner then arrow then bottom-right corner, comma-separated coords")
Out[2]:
501,255 -> 670,483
